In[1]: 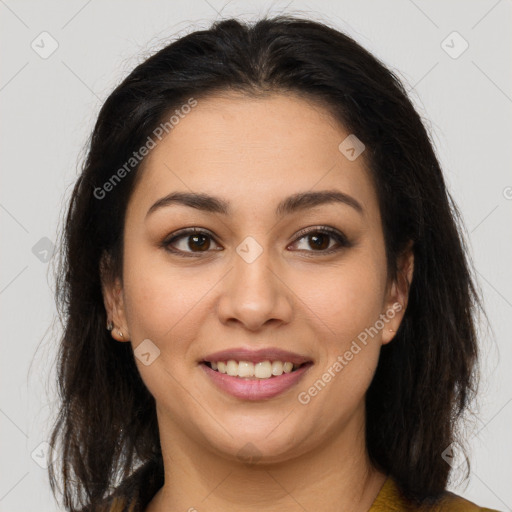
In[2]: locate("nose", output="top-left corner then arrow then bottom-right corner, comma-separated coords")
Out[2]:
215,241 -> 293,331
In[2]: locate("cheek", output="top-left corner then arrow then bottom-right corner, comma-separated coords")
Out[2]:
124,274 -> 208,345
292,257 -> 386,402
295,266 -> 385,425
294,259 -> 386,344
122,245 -> 210,344
121,254 -> 212,405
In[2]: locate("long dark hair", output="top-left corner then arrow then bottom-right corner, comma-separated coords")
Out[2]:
47,14 -> 486,511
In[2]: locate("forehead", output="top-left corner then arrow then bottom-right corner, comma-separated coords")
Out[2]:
128,92 -> 379,221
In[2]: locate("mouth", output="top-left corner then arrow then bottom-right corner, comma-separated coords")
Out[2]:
200,360 -> 312,379
199,360 -> 314,400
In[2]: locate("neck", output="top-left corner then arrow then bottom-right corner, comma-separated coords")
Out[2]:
145,404 -> 387,512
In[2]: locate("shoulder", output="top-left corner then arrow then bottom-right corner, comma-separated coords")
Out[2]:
369,475 -> 502,512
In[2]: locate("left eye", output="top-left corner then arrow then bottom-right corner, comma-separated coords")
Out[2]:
291,228 -> 348,253
163,227 -> 350,257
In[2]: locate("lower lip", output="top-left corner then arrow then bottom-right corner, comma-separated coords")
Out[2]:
200,362 -> 313,401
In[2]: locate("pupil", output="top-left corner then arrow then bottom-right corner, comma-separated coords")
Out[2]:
190,234 -> 209,251
310,233 -> 328,250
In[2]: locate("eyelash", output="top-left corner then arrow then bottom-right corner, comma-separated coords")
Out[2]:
161,226 -> 352,258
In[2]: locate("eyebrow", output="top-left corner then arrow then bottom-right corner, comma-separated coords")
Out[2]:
145,189 -> 364,219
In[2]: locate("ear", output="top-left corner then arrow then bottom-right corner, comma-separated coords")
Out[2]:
381,240 -> 414,346
100,251 -> 130,342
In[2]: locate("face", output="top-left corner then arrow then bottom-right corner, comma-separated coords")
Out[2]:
102,92 -> 413,464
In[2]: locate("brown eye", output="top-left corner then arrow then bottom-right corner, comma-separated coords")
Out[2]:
163,229 -> 221,256
290,226 -> 352,254
186,233 -> 211,252
162,226 -> 351,258
306,232 -> 331,251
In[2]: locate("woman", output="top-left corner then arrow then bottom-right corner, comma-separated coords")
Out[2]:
47,14 -> 500,512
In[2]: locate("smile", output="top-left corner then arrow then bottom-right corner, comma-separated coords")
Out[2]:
200,360 -> 313,400
204,359 -> 305,379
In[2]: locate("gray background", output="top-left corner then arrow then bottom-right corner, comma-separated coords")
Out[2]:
1,0 -> 511,510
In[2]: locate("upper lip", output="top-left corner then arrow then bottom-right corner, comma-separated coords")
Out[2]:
201,347 -> 313,365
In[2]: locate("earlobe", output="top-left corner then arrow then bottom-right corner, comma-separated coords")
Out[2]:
100,252 -> 130,342
381,300 -> 404,345
105,283 -> 130,342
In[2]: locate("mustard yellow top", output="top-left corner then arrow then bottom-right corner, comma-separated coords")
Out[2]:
369,475 -> 502,512
88,473 -> 504,511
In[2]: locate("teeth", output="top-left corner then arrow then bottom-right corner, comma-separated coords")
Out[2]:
283,362 -> 293,373
207,359 -> 300,379
255,361 -> 272,379
271,361 -> 284,375
238,361 -> 254,378
226,360 -> 239,376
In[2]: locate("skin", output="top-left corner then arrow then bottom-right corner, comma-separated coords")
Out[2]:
102,92 -> 414,512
